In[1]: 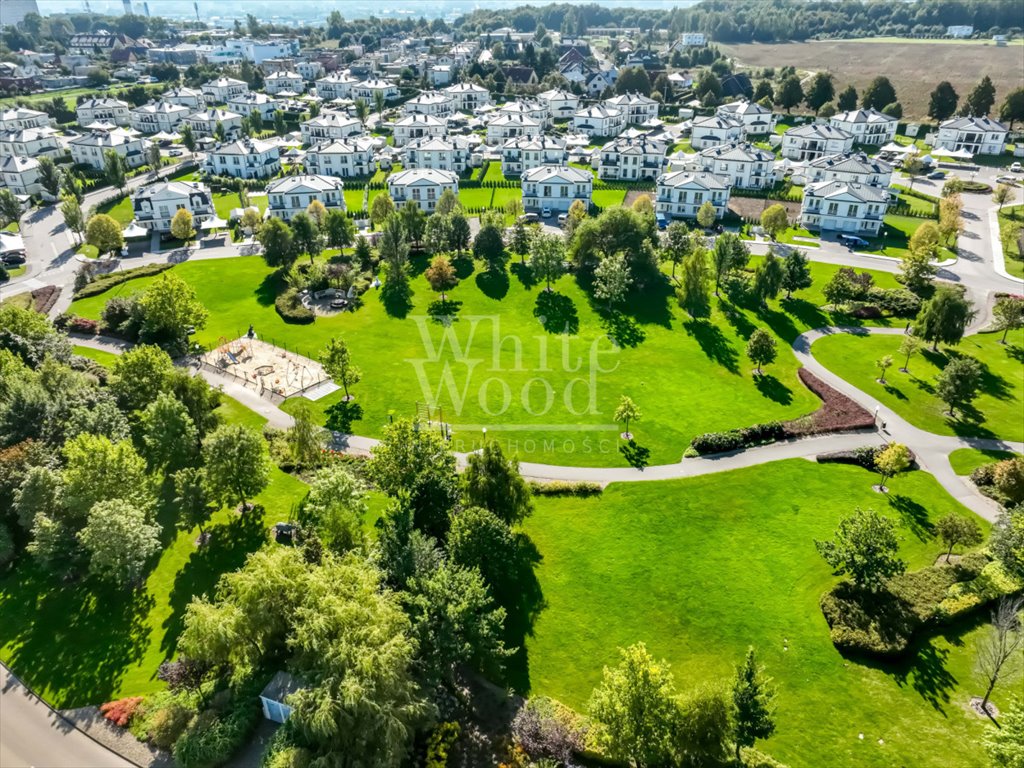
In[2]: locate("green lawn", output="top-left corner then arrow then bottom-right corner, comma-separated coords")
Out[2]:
69,255 -> 903,467
524,459 -> 1003,768
858,214 -> 956,261
997,204 -> 1023,278
344,188 -> 367,213
213,193 -> 268,221
3,222 -> 19,232
813,329 -> 1024,442
895,192 -> 938,216
0,394 -> 309,708
947,447 -> 1020,476
491,187 -> 521,211
592,188 -> 627,208
96,196 -> 134,225
482,163 -> 507,183
72,345 -> 120,368
77,244 -> 99,258
458,188 -> 494,209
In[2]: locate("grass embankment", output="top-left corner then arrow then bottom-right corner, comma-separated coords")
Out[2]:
997,204 -> 1023,279
948,447 -> 1020,475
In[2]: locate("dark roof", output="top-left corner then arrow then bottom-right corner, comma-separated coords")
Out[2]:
719,73 -> 753,99
503,66 -> 537,85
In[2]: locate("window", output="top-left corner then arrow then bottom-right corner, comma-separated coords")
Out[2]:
826,202 -> 839,215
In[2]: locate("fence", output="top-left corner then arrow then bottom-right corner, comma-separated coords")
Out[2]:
195,358 -> 286,405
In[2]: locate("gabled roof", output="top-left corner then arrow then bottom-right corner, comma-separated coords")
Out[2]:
69,128 -> 142,149
503,135 -> 566,151
209,138 -> 278,156
0,155 -> 39,173
692,114 -> 743,131
229,92 -> 280,105
444,82 -> 489,94
807,152 -> 892,175
804,180 -> 890,203
188,108 -> 242,123
489,113 -> 540,128
133,101 -> 191,115
266,71 -> 303,80
266,174 -> 345,195
605,92 -> 657,107
308,137 -> 376,154
830,108 -> 897,125
134,180 -> 211,202
698,141 -> 773,163
394,113 -> 446,127
601,135 -> 667,155
405,136 -> 456,152
717,99 -> 771,117
538,88 -> 577,102
304,112 -> 362,129
574,104 -> 622,120
204,77 -> 247,88
388,168 -> 459,185
657,170 -> 730,190
940,115 -> 1008,132
77,97 -> 130,110
522,165 -> 592,184
785,123 -> 853,141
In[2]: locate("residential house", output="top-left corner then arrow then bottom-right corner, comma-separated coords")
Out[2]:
304,137 -> 376,179
387,168 -> 459,212
403,92 -> 454,119
0,127 -> 62,159
228,92 -> 283,122
486,113 -> 541,145
715,100 -> 776,136
443,82 -> 492,112
315,72 -> 360,101
671,33 -> 707,48
781,124 -> 855,161
501,135 -> 567,177
800,181 -> 890,235
503,66 -> 538,87
265,71 -> 306,95
597,135 -> 667,181
537,88 -> 579,121
696,142 -> 775,189
69,128 -> 148,171
131,102 -> 190,134
301,111 -> 365,144
76,98 -> 131,127
132,181 -> 215,233
266,175 -> 346,222
161,87 -> 206,111
805,152 -> 893,188
185,108 -> 244,140
203,138 -> 281,180
604,92 -> 659,125
0,107 -> 50,132
828,109 -> 898,146
584,70 -> 618,96
572,104 -> 625,138
296,60 -> 325,82
201,77 -> 249,104
0,155 -> 42,197
393,114 -> 448,147
499,99 -> 550,128
689,114 -> 745,149
521,165 -> 593,213
403,136 -> 474,174
429,66 -> 453,87
936,115 -> 1008,155
655,171 -> 731,221
351,78 -> 400,103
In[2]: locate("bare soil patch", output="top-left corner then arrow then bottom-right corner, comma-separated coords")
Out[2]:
729,196 -> 800,221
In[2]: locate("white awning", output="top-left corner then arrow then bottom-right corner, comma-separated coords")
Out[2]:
122,222 -> 149,238
201,216 -> 228,230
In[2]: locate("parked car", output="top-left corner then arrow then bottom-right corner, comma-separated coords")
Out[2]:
540,206 -> 552,218
1,252 -> 26,265
557,213 -> 568,225
518,212 -> 539,224
1010,162 -> 1023,173
838,234 -> 868,248
996,175 -> 1018,185
656,213 -> 668,230
926,170 -> 946,180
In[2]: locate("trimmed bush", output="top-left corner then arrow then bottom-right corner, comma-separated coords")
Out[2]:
67,316 -> 100,335
173,693 -> 260,768
148,702 -> 194,749
74,263 -> 173,299
100,697 -> 144,727
866,287 -> 922,316
528,480 -> 603,497
274,288 -> 315,324
689,422 -> 784,455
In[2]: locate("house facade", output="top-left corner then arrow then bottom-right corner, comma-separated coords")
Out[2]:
828,109 -> 898,146
0,107 -> 51,132
805,152 -> 893,188
0,127 -> 62,159
301,111 -> 365,144
266,175 -> 346,222
228,92 -> 283,121
715,100 -> 776,135
521,165 -> 593,213
402,91 -> 454,119
352,78 -> 400,103
185,108 -> 244,139
403,136 -> 473,174
690,115 -> 745,150
486,113 -> 541,144
655,171 -> 731,221
0,155 -> 42,197
393,114 -> 447,147
387,168 -> 459,212
265,71 -> 306,95
161,87 -> 206,111
936,115 -> 1008,155
443,82 -> 492,112
131,102 -> 190,134
315,72 -> 360,101
800,180 -> 890,235
537,88 -> 579,121
76,98 -> 131,127
203,138 -> 281,179
781,124 -> 855,161
572,104 -> 625,138
304,137 -> 376,178
499,99 -> 550,128
132,181 -> 215,233
69,128 -> 148,171
501,135 -> 567,177
597,135 -> 667,181
604,92 -> 659,125
696,142 -> 775,188
202,77 -> 249,103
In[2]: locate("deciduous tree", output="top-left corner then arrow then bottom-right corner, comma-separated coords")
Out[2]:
746,329 -> 776,375
759,203 -> 789,240
752,251 -> 783,306
300,464 -> 367,553
874,442 -> 910,492
138,272 -> 208,346
815,508 -> 905,592
994,297 -> 1024,344
103,149 -> 127,193
861,76 -> 896,111
370,192 -> 395,228
977,595 -> 1024,715
140,392 -> 198,472
319,336 -> 361,401
963,75 -> 996,117
593,251 -> 632,308
677,248 -> 711,318
170,208 -> 195,246
984,696 -> 1024,768
530,231 -> 565,291
614,395 -> 641,440
732,647 -> 775,760
257,216 -> 296,269
77,498 -> 160,586
804,72 -> 835,114
898,334 -> 920,372
60,192 -> 86,244
290,211 -> 322,264
935,513 -> 982,563
776,74 -> 803,113
463,440 -> 533,525
915,286 -> 975,350
837,84 -> 858,111
202,423 -> 270,512
696,200 -> 717,229
999,86 -> 1024,130
875,354 -> 893,384
781,248 -> 812,298
85,213 -> 124,256
424,254 -> 458,309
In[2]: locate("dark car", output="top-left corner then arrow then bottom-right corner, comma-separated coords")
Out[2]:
926,170 -> 946,180
837,234 -> 868,248
1,252 -> 26,265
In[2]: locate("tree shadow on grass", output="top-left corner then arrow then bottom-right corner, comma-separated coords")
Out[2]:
451,254 -> 475,280
684,318 -> 740,374
476,268 -> 509,300
620,439 -> 651,469
601,310 -> 645,348
757,306 -> 801,344
781,296 -> 831,330
380,279 -> 414,319
1006,343 -> 1024,364
534,290 -> 579,334
427,299 -> 463,323
254,270 -> 286,307
620,275 -> 674,329
498,533 -> 545,694
407,250 -> 429,278
943,404 -> 996,440
886,493 -> 935,542
161,509 -> 268,660
881,382 -> 909,401
718,298 -> 756,341
324,399 -> 364,433
754,373 -> 793,405
511,262 -> 537,290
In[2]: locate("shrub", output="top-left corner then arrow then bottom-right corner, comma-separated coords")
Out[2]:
100,696 -> 144,727
850,304 -> 883,319
274,288 -> 315,324
425,722 -> 461,768
264,746 -> 311,768
0,523 -> 14,570
67,316 -> 100,335
512,697 -> 588,765
528,480 -> 603,497
173,677 -> 262,768
867,287 -> 922,316
74,263 -> 173,299
100,295 -> 140,334
690,429 -> 746,454
148,703 -> 194,749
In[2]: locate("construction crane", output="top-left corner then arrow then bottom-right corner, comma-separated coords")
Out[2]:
123,0 -> 134,15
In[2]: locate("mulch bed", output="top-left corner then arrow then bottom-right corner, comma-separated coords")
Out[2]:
31,285 -> 61,314
783,368 -> 876,437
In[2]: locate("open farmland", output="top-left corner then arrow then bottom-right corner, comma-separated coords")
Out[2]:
720,40 -> 1024,120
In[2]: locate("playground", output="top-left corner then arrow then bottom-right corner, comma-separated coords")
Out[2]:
201,336 -> 330,398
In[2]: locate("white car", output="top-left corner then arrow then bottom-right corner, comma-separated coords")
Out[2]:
1010,162 -> 1023,173
540,206 -> 552,218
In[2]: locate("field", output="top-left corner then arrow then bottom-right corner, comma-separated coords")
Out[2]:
813,329 -> 1024,442
524,459 -> 1003,768
720,40 -> 1024,120
69,254 -> 903,467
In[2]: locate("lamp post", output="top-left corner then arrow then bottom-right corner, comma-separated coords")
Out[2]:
882,227 -> 886,253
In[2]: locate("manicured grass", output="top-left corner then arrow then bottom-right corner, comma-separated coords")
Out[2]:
77,244 -> 99,258
0,290 -> 33,309
482,163 -> 507,183
458,188 -> 494,208
69,254 -> 904,467
0,83 -> 164,109
212,192 -> 268,221
775,226 -> 820,247
3,221 -> 18,232
0,394 -> 308,708
813,329 -> 1024,442
343,188 -> 367,212
592,188 -> 627,208
948,447 -> 1019,476
892,190 -> 938,216
96,196 -> 134,226
72,345 -> 120,368
858,214 -> 955,261
997,204 -> 1023,278
524,459 -> 1002,768
491,186 -> 521,211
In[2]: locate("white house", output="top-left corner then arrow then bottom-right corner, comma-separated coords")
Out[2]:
521,165 -> 593,213
696,142 -> 775,189
315,72 -> 360,101
501,135 -> 567,177
429,65 -> 453,87
296,60 -> 324,82
393,114 -> 447,147
689,115 -> 745,150
301,111 -> 365,144
69,128 -> 148,171
265,174 -> 346,222
388,168 -> 459,212
828,109 -> 898,146
132,181 -> 215,233
597,135 -> 667,181
0,107 -> 50,132
131,101 -> 190,134
161,87 -> 206,111
403,91 -> 454,119
781,124 -> 855,161
0,127 -> 62,159
800,180 -> 889,235
0,155 -> 42,197
443,82 -> 492,112
604,92 -> 659,125
202,77 -> 249,104
403,136 -> 473,174
228,92 -> 283,122
265,71 -> 306,95
185,108 -> 244,139
936,115 -> 1008,156
352,78 -> 400,103
537,88 -> 580,121
655,171 -> 731,221
76,97 -> 131,127
486,113 -> 541,145
715,100 -> 776,136
203,138 -> 281,179
304,137 -> 376,179
572,104 -> 625,138
805,152 -> 893,188
499,99 -> 550,128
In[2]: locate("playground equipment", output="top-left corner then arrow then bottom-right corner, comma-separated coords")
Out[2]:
214,336 -> 252,367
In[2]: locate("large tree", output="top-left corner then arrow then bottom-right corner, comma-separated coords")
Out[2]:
963,74 -> 996,116
257,216 -> 296,269
776,74 -> 803,113
746,329 -> 777,375
593,251 -> 632,308
463,440 -> 533,525
290,211 -> 322,264
781,248 -> 812,298
103,149 -> 127,193
999,86 -> 1024,130
935,356 -> 982,417
62,433 -> 151,520
137,272 -> 208,346
837,84 -> 858,111
993,297 -> 1024,344
928,81 -> 959,121
299,464 -> 367,554
914,286 -> 975,350
140,392 -> 198,472
473,220 -> 507,272
529,231 -> 566,291
60,193 -> 86,244
861,76 -> 896,111
368,418 -> 457,500
661,221 -> 692,279
319,336 -> 362,401
202,423 -> 270,512
323,208 -> 354,250
752,251 -> 784,307
37,155 -> 61,199
732,647 -> 775,760
804,72 -> 835,114
677,248 -> 711,318
759,204 -> 789,240
984,696 -> 1024,768
815,508 -> 905,592
77,498 -> 161,586
85,213 -> 124,257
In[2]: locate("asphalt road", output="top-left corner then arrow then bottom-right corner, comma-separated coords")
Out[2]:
0,663 -> 134,768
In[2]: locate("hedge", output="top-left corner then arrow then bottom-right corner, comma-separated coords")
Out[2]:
689,421 -> 786,455
528,480 -> 603,497
74,263 -> 173,299
275,288 -> 315,324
